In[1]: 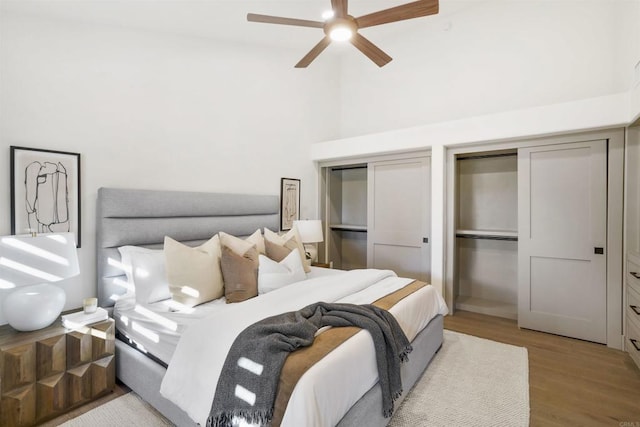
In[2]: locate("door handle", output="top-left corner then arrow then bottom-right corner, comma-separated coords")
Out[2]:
631,305 -> 640,316
631,271 -> 640,279
594,247 -> 604,255
631,339 -> 640,352
423,237 -> 429,244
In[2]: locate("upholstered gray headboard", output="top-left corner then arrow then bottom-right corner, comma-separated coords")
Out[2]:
96,187 -> 279,307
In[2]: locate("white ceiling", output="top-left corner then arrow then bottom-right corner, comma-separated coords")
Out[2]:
0,0 -> 465,50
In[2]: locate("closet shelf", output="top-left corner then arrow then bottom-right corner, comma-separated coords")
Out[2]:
329,224 -> 367,232
456,229 -> 518,241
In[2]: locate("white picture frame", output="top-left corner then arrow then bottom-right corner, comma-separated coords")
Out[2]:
10,146 -> 81,247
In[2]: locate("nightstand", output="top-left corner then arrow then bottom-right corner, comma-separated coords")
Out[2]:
0,316 -> 115,426
311,262 -> 331,268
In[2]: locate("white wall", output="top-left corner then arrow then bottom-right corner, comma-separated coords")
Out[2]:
1,1 -> 637,324
313,0 -> 639,296
628,0 -> 640,121
337,0 -> 632,138
0,12 -> 339,323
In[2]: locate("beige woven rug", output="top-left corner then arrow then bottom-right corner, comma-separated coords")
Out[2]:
62,330 -> 529,426
59,392 -> 172,426
390,330 -> 529,427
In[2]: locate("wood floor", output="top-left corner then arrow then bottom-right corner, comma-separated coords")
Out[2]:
445,310 -> 640,426
44,310 -> 640,426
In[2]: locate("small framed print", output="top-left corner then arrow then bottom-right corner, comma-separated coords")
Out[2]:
10,146 -> 81,247
280,178 -> 300,231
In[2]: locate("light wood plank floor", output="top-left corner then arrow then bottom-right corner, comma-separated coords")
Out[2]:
45,311 -> 640,426
445,310 -> 640,426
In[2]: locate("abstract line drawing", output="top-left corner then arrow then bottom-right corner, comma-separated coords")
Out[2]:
280,178 -> 300,231
25,161 -> 70,234
10,146 -> 81,247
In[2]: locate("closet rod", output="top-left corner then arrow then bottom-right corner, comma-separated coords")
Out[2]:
455,233 -> 518,242
331,165 -> 367,171
457,152 -> 517,161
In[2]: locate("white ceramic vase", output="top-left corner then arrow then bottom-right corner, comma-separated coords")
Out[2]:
2,283 -> 66,331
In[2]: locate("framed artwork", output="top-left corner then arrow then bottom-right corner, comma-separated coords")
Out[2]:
10,146 -> 82,247
280,177 -> 300,231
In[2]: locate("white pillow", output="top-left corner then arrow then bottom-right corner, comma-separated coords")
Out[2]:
258,249 -> 306,294
117,246 -> 171,304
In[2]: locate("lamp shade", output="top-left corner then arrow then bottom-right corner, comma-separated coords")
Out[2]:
293,220 -> 324,243
0,232 -> 79,331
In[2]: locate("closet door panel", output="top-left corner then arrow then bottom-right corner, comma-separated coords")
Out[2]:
371,245 -> 424,281
518,140 -> 607,343
627,128 -> 640,257
367,157 -> 430,282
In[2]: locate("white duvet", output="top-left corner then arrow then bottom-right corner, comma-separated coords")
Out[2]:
160,269 -> 448,426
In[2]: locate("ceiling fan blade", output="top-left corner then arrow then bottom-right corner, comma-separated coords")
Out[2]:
355,0 -> 438,29
247,13 -> 324,28
350,33 -> 392,67
295,37 -> 332,68
331,0 -> 348,18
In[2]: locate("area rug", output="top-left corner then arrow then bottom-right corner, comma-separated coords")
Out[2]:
62,330 -> 529,426
59,392 -> 172,426
390,330 -> 529,427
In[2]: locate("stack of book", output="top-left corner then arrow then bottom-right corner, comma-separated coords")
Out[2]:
62,307 -> 108,328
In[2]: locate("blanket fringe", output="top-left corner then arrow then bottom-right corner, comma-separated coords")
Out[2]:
207,408 -> 274,427
399,344 -> 413,362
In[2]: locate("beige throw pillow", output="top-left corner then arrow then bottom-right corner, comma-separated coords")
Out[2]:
245,229 -> 266,255
219,232 -> 259,303
264,226 -> 310,273
164,235 -> 223,307
264,239 -> 293,262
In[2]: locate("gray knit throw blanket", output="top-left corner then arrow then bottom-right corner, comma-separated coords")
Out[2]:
207,302 -> 412,427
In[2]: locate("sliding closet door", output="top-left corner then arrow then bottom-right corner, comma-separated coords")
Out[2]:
367,157 -> 430,282
518,140 -> 607,343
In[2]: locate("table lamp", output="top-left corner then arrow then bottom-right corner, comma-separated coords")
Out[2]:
293,220 -> 324,262
0,232 -> 79,331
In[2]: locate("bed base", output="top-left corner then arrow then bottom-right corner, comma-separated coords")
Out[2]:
115,314 -> 443,426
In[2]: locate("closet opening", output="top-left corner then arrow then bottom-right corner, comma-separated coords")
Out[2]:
454,149 -> 518,320
324,164 -> 368,270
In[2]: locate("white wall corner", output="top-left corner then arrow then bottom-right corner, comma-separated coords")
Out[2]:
631,82 -> 640,124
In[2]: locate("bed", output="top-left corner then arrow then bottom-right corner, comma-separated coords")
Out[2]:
96,187 -> 447,426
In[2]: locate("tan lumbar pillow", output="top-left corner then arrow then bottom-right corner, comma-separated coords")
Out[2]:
219,232 -> 259,303
164,235 -> 223,307
264,226 -> 310,273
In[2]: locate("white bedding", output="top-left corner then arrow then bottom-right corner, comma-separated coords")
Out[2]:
159,269 -> 448,426
113,266 -> 343,365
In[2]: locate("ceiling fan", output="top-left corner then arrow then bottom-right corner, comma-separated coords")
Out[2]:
247,0 -> 439,68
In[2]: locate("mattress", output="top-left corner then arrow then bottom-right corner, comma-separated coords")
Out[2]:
160,268 -> 448,426
113,266 -> 345,365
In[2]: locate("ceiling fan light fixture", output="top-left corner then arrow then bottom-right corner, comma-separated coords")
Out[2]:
329,25 -> 353,41
321,10 -> 335,20
247,0 -> 440,67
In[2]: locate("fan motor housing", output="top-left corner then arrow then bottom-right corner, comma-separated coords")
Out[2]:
323,16 -> 358,38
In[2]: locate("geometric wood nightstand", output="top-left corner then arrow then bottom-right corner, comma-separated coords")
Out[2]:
0,317 -> 115,427
311,262 -> 331,268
